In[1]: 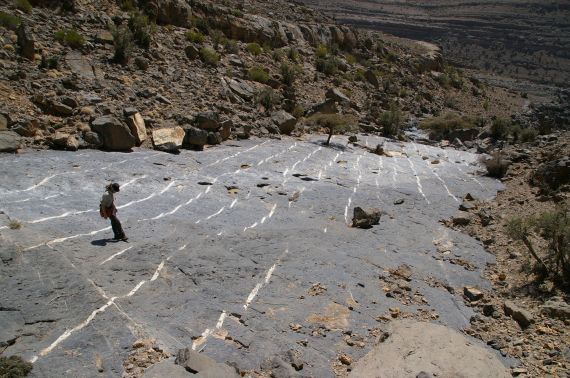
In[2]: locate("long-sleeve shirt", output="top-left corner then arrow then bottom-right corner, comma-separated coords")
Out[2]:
100,192 -> 114,209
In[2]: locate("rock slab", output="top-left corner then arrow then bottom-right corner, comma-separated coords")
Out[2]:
349,320 -> 511,378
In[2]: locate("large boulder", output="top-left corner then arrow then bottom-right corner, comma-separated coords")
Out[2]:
195,111 -> 220,131
0,131 -> 22,152
51,132 -> 79,151
91,116 -> 136,151
125,112 -> 147,145
139,0 -> 192,27
0,114 -> 9,131
541,297 -> 570,320
352,207 -> 381,229
271,110 -> 297,135
221,77 -> 255,102
349,320 -> 510,378
183,126 -> 208,149
175,348 -> 239,377
326,88 -> 350,105
17,23 -> 35,60
531,157 -> 570,191
152,126 -> 185,152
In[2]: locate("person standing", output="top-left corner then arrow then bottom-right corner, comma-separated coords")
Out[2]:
100,183 -> 128,241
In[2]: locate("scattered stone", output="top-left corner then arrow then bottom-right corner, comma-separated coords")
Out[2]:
185,44 -> 200,59
325,88 -> 350,105
348,135 -> 358,143
339,354 -> 352,365
451,211 -> 472,226
463,286 -> 483,302
482,304 -> 496,317
416,372 -> 432,378
95,31 -> 114,45
0,114 -> 8,131
126,112 -> 147,145
459,200 -> 476,211
91,116 -> 136,151
156,94 -> 172,105
393,198 -> 404,205
511,367 -> 528,376
352,207 -> 381,229
195,111 -> 220,131
392,264 -> 412,281
0,131 -> 22,152
183,126 -> 208,149
503,301 -> 534,329
207,131 -> 222,145
134,56 -> 149,70
141,358 -> 188,378
152,126 -> 185,152
51,132 -> 78,151
541,297 -> 570,320
17,23 -> 35,60
175,348 -> 217,373
271,110 -> 297,135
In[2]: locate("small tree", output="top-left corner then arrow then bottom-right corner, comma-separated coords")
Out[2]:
112,25 -> 134,65
507,208 -> 569,283
379,104 -> 403,138
280,62 -> 301,86
309,114 -> 356,146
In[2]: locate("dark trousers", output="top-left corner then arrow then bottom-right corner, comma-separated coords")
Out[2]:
109,214 -> 126,239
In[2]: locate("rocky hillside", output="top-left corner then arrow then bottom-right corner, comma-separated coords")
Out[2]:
298,0 -> 570,88
0,0 -> 532,156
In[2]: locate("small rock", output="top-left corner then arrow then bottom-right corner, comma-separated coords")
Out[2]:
156,94 -> 172,105
541,297 -> 570,320
338,354 -> 352,365
452,211 -> 472,226
504,301 -> 534,329
464,286 -> 483,302
393,198 -> 404,205
271,110 -> 297,135
416,372 -> 432,378
348,135 -> 358,143
175,348 -> 217,373
352,207 -> 381,229
152,126 -> 185,152
511,367 -> 528,376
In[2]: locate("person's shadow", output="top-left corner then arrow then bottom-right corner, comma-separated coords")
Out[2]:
91,238 -> 119,246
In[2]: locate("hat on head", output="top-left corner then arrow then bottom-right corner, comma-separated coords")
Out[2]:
111,183 -> 120,192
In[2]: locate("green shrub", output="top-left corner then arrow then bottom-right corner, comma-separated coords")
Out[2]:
128,11 -> 153,48
199,47 -> 219,66
490,118 -> 512,140
256,88 -> 279,110
54,29 -> 85,49
272,48 -> 284,62
210,29 -> 226,48
39,54 -> 59,69
420,113 -> 478,140
112,25 -> 133,64
186,29 -> 204,43
307,113 -> 357,145
345,54 -> 356,65
246,42 -> 262,56
315,44 -> 328,58
0,355 -> 32,377
507,208 -> 570,283
15,0 -> 33,14
190,15 -> 209,34
118,0 -> 135,11
291,105 -> 305,119
288,47 -> 300,63
230,9 -> 244,17
379,104 -> 403,137
247,66 -> 269,83
520,128 -> 538,143
280,62 -> 301,86
0,11 -> 20,30
316,57 -> 338,76
224,39 -> 238,53
480,151 -> 510,178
